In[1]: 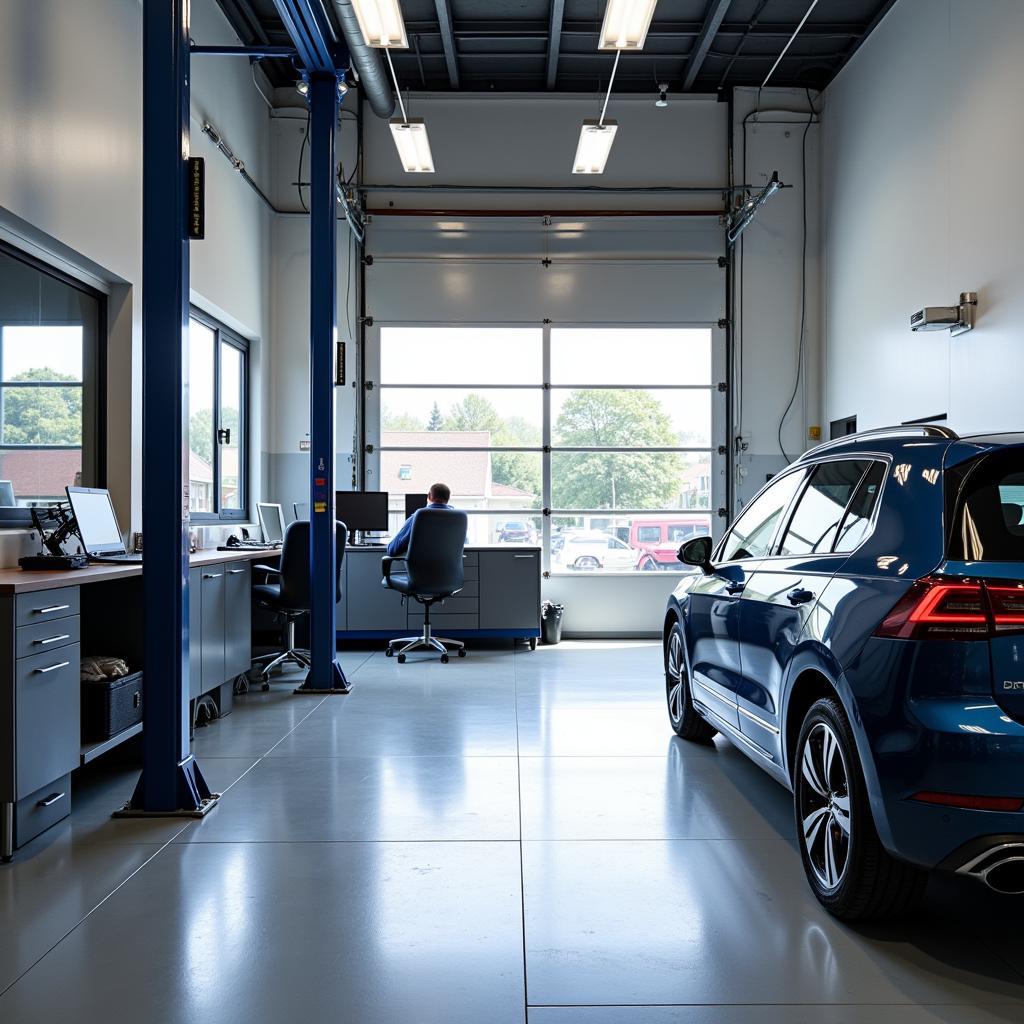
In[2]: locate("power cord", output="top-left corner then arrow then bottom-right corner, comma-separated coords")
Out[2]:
297,107 -> 310,212
777,87 -> 817,463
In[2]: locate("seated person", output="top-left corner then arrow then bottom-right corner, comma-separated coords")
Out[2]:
386,482 -> 454,557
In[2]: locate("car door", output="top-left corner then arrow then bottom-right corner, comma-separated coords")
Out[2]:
738,460 -> 885,762
685,468 -> 807,731
606,535 -> 638,570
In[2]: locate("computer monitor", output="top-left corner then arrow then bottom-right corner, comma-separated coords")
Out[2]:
292,502 -> 309,522
404,493 -> 429,519
66,487 -> 126,555
0,480 -> 14,506
257,502 -> 286,545
335,491 -> 389,534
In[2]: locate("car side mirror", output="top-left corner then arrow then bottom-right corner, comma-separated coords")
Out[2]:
678,535 -> 714,575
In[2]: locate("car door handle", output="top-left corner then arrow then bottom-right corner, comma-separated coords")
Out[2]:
725,581 -> 746,595
788,587 -> 814,605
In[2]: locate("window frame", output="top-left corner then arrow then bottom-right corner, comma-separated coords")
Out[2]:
188,307 -> 249,523
371,321 -> 725,575
0,241 -> 106,528
716,467 -> 808,564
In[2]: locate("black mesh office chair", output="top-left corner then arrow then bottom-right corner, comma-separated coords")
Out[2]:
250,519 -> 347,689
381,508 -> 468,664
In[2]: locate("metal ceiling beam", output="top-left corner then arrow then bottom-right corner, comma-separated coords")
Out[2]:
270,0 -> 339,70
434,0 -> 460,88
401,19 -> 868,39
546,0 -> 565,90
683,0 -> 733,90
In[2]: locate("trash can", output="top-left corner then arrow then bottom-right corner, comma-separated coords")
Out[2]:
541,601 -> 564,645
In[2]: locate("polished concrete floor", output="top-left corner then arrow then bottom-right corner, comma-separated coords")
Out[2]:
1,640 -> 1024,1022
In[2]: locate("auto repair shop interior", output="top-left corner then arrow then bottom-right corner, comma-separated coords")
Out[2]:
1,1 -> 1023,1021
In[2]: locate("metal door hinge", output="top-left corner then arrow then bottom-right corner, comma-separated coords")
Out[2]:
542,318 -> 552,324
362,254 -> 374,266
359,316 -> 374,327
364,381 -> 375,390
717,445 -> 727,455
542,508 -> 551,517
717,382 -> 728,392
217,428 -> 231,446
717,318 -> 729,329
541,258 -> 552,267
717,507 -> 728,518
542,571 -> 551,580
364,444 -> 375,454
717,256 -> 728,269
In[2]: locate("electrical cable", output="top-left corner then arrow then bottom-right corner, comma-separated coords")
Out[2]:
297,106 -> 310,212
250,61 -> 274,110
776,88 -> 818,462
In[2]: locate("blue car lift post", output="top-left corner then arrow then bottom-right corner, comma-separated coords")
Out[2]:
272,0 -> 350,694
119,0 -> 216,817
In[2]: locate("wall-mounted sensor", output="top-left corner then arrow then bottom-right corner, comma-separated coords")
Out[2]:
656,83 -> 669,108
910,292 -> 977,337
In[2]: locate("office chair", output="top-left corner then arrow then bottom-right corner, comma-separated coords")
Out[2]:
381,508 -> 468,664
250,519 -> 347,689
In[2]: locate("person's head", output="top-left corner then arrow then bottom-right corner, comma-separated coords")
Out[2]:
428,483 -> 451,505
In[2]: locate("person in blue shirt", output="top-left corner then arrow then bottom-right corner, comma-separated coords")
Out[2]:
387,482 -> 454,557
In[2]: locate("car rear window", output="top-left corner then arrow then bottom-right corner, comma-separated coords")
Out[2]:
948,450 -> 1024,561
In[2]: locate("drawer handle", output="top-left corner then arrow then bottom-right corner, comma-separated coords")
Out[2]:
38,792 -> 65,808
513,554 -> 535,559
34,634 -> 71,646
35,604 -> 71,615
202,573 -> 223,579
226,569 -> 246,574
34,661 -> 70,674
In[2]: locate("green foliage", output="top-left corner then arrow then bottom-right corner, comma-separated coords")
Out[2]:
2,368 -> 81,446
443,394 -> 540,497
427,402 -> 443,431
380,404 -> 426,433
553,390 -> 682,509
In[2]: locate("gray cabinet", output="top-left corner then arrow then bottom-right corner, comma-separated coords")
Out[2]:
188,568 -> 202,700
224,564 -> 252,679
199,568 -> 226,695
479,550 -> 541,630
344,550 -> 407,631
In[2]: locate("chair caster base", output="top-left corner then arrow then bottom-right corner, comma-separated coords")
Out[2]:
397,653 -> 406,664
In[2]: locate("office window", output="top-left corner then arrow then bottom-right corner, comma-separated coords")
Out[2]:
188,310 -> 248,520
0,243 -> 103,515
377,325 -> 718,572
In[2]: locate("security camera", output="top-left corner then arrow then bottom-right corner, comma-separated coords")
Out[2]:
910,292 -> 977,337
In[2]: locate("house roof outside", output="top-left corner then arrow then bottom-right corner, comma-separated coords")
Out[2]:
0,447 -> 81,500
381,431 -> 492,499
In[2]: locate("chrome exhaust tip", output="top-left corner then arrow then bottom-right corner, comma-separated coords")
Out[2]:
957,843 -> 1024,894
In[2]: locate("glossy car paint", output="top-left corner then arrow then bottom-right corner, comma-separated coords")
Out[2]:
664,431 -> 1024,872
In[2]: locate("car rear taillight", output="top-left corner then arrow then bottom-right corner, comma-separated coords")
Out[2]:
911,791 -> 1024,813
874,576 -> 1024,641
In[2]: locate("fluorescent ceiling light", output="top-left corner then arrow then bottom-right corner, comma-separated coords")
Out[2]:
350,0 -> 409,49
390,118 -> 434,173
572,120 -> 617,175
598,0 -> 658,51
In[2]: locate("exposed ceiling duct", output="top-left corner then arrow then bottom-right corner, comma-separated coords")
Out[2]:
333,0 -> 396,118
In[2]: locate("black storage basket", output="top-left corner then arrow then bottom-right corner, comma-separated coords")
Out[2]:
82,670 -> 143,741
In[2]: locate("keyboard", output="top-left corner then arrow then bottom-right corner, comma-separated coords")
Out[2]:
90,553 -> 144,564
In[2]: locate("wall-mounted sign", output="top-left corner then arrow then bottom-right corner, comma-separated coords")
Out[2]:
187,157 -> 205,240
299,440 -> 311,452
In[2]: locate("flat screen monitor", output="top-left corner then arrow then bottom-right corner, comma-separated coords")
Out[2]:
257,502 -> 286,545
335,491 -> 389,533
66,487 -> 126,555
404,493 -> 429,519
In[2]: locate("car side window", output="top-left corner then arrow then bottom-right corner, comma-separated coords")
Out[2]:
720,470 -> 806,562
779,460 -> 870,556
833,461 -> 886,552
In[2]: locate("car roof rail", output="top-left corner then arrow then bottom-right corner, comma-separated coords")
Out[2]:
797,424 -> 960,460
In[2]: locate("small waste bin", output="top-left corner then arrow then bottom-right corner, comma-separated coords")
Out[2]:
541,601 -> 564,645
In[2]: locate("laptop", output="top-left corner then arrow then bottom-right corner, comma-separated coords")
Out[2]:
66,486 -> 143,563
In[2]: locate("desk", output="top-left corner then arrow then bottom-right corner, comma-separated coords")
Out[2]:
0,548 -> 269,859
339,545 -> 541,646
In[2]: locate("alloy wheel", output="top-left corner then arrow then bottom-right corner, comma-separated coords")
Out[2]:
666,629 -> 685,726
798,722 -> 852,891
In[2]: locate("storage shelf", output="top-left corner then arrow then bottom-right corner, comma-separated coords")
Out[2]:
80,722 -> 143,765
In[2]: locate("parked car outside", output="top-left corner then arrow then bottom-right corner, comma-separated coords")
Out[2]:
555,531 -> 638,571
662,426 -> 1024,920
499,520 -> 538,544
633,517 -> 713,570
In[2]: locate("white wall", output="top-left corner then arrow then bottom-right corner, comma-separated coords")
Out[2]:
823,0 -> 1024,433
0,0 -> 272,558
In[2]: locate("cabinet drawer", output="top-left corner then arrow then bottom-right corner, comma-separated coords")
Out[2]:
454,578 -> 479,599
16,646 -> 81,800
462,551 -> 479,568
16,588 -> 80,627
425,596 -> 479,616
15,775 -> 71,848
15,616 -> 80,660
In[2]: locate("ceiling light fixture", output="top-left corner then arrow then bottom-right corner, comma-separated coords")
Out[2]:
295,78 -> 309,96
389,118 -> 434,173
349,0 -> 409,49
598,0 -> 659,51
656,82 -> 668,108
572,49 -> 621,175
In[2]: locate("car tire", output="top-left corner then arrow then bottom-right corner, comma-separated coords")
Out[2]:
665,621 -> 716,742
639,557 -> 658,571
794,697 -> 927,921
574,556 -> 600,571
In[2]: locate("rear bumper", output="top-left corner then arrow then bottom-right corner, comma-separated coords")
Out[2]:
841,637 -> 1024,869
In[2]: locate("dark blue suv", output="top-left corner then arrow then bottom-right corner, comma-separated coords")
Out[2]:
663,425 -> 1024,920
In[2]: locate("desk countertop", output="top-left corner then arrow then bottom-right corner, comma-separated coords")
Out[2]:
0,547 -> 276,595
